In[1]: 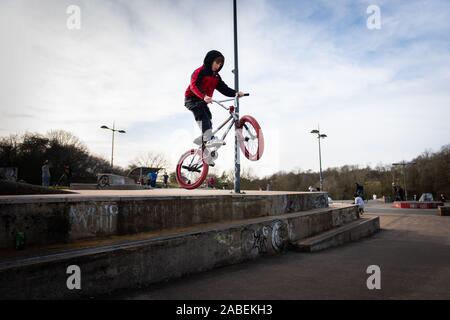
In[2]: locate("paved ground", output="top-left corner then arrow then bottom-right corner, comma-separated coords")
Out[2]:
104,204 -> 450,300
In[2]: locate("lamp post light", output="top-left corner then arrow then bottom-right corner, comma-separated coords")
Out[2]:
311,128 -> 327,191
101,122 -> 126,171
392,161 -> 416,200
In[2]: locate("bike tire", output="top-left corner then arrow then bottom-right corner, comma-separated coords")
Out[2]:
176,149 -> 209,190
237,115 -> 264,161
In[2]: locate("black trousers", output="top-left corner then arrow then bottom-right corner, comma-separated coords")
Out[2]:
185,98 -> 212,135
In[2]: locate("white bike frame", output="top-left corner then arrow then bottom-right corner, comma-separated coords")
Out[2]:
209,98 -> 239,143
186,96 -> 255,170
207,96 -> 257,148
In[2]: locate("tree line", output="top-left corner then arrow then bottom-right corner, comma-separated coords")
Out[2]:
0,130 -> 123,185
209,145 -> 450,200
1,130 -> 448,200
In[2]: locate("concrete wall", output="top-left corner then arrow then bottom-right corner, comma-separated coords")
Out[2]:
0,192 -> 328,249
0,180 -> 74,195
0,205 -> 357,299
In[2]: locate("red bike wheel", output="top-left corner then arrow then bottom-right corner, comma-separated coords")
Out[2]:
176,149 -> 209,190
237,115 -> 264,161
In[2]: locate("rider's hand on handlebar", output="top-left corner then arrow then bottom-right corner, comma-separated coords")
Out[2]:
204,96 -> 213,104
236,91 -> 245,97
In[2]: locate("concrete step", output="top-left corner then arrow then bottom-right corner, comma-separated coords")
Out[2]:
0,191 -> 330,249
291,216 -> 380,252
0,205 -> 358,264
0,205 -> 363,299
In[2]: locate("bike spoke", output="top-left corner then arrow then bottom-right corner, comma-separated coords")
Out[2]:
243,123 -> 258,155
179,152 -> 205,185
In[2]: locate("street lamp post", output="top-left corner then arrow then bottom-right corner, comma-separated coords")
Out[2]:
233,0 -> 241,194
392,161 -> 416,200
311,127 -> 327,191
101,122 -> 126,171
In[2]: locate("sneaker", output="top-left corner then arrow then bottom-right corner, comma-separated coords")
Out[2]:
194,135 -> 219,146
206,137 -> 225,148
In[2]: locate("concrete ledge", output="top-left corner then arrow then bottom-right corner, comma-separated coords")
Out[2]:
0,191 -> 329,249
0,205 -> 359,299
0,180 -> 74,196
70,184 -> 146,190
393,201 -> 443,209
69,184 -> 98,190
291,216 -> 380,252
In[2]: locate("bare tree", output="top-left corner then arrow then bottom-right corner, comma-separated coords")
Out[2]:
128,152 -> 170,170
46,130 -> 87,151
241,167 -> 257,180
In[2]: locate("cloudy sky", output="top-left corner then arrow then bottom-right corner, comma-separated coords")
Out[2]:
1,0 -> 449,177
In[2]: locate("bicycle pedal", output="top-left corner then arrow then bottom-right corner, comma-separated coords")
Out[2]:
206,140 -> 224,148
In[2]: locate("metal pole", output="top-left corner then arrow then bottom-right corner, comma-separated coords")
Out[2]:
111,122 -> 115,170
233,0 -> 241,194
318,135 -> 323,191
403,163 -> 408,200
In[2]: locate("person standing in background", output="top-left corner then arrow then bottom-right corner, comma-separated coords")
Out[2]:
163,172 -> 169,188
42,160 -> 51,187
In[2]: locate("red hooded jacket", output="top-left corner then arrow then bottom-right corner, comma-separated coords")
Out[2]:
185,50 -> 236,101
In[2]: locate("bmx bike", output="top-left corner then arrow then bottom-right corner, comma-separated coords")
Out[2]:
176,94 -> 264,190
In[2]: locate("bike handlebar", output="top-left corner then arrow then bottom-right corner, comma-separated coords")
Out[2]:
212,93 -> 249,104
211,94 -> 250,110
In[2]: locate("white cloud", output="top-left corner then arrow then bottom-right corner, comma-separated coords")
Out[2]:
1,0 -> 449,178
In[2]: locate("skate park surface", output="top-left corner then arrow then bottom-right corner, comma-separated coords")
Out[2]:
0,189 -> 387,299
109,206 -> 450,300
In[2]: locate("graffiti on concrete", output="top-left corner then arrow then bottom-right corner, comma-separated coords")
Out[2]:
69,203 -> 118,237
253,225 -> 271,253
313,194 -> 328,208
271,220 -> 289,251
241,220 -> 289,255
214,233 -> 240,256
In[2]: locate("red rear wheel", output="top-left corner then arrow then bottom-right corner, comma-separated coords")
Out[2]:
237,115 -> 264,161
176,149 -> 209,189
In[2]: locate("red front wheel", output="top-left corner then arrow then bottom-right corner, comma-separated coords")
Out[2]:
176,149 -> 209,189
237,115 -> 264,161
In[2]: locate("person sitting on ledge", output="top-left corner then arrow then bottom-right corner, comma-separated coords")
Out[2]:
354,194 -> 365,215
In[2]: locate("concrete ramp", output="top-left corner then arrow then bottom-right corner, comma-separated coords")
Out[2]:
0,190 -> 379,299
